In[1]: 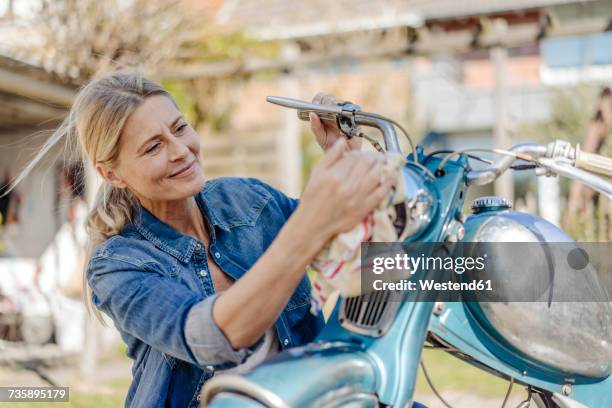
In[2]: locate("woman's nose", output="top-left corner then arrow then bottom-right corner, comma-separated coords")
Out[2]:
168,135 -> 190,161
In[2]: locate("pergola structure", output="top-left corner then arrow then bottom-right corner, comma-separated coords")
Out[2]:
159,0 -> 611,199
161,0 -> 612,79
0,56 -> 73,130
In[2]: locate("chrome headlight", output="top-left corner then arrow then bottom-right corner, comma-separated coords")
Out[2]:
394,167 -> 435,241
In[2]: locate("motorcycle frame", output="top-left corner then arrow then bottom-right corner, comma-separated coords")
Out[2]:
315,151 -> 612,407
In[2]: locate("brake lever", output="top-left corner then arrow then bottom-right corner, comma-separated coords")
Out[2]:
267,96 -> 363,138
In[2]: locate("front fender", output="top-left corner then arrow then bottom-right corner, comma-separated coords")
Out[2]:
202,341 -> 378,407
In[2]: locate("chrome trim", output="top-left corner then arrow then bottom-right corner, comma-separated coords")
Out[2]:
354,114 -> 401,153
266,96 -> 343,115
340,290 -> 401,337
397,167 -> 435,240
319,391 -> 378,408
538,158 -> 612,198
201,375 -> 290,408
466,143 -> 547,186
471,196 -> 512,213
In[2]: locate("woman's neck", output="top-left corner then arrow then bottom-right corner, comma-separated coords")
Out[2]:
140,196 -> 208,242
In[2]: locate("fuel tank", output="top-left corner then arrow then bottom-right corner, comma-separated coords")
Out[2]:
462,196 -> 612,378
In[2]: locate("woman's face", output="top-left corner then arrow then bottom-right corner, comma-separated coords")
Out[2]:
98,94 -> 205,204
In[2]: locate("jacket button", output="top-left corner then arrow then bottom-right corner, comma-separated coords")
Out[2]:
283,339 -> 289,346
214,252 -> 221,259
205,365 -> 214,371
199,270 -> 208,277
195,243 -> 202,251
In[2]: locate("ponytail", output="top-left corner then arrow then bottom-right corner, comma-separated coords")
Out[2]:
86,183 -> 136,249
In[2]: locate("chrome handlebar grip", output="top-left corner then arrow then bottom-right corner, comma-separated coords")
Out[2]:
266,96 -> 344,115
267,96 -> 402,154
539,158 -> 612,198
466,140 -> 612,198
575,145 -> 612,178
297,110 -> 337,126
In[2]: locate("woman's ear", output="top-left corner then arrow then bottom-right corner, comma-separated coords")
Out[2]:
95,163 -> 127,189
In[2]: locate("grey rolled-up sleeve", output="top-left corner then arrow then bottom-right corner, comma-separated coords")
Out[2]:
185,293 -> 265,368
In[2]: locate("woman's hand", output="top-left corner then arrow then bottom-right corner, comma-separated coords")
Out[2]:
309,92 -> 362,152
296,138 -> 395,244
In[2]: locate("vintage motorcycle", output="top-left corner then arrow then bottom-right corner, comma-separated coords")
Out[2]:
201,97 -> 612,408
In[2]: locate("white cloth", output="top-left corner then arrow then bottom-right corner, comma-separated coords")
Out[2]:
309,153 -> 408,314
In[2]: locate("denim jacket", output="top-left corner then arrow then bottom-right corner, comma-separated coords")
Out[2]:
87,177 -> 325,408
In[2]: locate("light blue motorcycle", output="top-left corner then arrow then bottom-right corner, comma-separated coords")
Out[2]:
201,97 -> 612,408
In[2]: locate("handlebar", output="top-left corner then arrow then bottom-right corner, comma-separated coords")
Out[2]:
466,144 -> 548,186
266,95 -> 612,198
574,145 -> 612,178
267,96 -> 403,154
466,140 -> 612,198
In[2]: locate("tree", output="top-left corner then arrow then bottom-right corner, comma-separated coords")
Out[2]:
25,0 -> 203,82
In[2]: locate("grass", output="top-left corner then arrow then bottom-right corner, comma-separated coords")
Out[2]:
416,348 -> 516,397
2,392 -> 125,408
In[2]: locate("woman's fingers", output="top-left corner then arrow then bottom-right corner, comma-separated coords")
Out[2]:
312,92 -> 344,106
318,137 -> 348,168
358,160 -> 385,193
362,174 -> 396,211
342,153 -> 384,192
309,112 -> 329,147
329,151 -> 363,182
312,92 -> 326,105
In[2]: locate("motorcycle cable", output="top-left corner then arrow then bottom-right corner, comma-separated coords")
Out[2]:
426,333 -> 527,408
516,386 -> 534,408
424,150 -> 538,171
356,131 -> 436,179
501,376 -> 515,408
420,359 -> 455,408
435,148 -> 539,173
353,110 -> 418,163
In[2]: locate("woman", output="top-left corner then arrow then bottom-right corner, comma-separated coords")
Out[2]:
10,72 -> 394,407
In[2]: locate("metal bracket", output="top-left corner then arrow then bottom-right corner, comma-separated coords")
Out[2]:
336,101 -> 362,138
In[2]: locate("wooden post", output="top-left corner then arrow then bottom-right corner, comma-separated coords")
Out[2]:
537,176 -> 560,226
79,165 -> 100,380
491,20 -> 514,200
277,43 -> 302,196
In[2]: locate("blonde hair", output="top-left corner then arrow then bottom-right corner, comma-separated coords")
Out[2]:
5,71 -> 173,321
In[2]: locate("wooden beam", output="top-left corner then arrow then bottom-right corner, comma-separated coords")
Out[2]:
0,93 -> 67,125
157,16 -> 612,79
0,67 -> 75,107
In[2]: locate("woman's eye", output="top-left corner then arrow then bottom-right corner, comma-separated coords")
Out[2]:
146,143 -> 161,154
177,124 -> 188,133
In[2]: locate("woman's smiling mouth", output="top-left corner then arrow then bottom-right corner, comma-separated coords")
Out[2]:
169,161 -> 196,178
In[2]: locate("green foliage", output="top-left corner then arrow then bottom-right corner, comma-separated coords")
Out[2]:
301,129 -> 323,190
160,80 -> 199,126
164,31 -> 282,132
195,32 -> 281,62
416,348 -> 519,397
